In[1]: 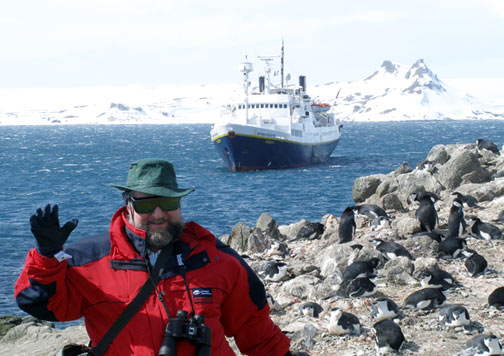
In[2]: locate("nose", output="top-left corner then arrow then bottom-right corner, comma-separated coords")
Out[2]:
151,206 -> 165,218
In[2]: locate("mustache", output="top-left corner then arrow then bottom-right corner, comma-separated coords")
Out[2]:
147,218 -> 170,226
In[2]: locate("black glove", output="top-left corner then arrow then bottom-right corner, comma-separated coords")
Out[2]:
30,204 -> 78,257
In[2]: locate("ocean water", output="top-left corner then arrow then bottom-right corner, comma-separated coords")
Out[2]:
1,121 -> 504,321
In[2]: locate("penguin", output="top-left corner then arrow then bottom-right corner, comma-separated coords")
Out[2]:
337,277 -> 377,298
463,249 -> 488,277
419,268 -> 458,290
266,241 -> 288,258
371,239 -> 413,261
404,288 -> 446,310
373,319 -> 405,355
415,193 -> 438,232
261,261 -> 289,282
452,192 -> 481,209
447,197 -> 467,238
437,237 -> 467,259
468,216 -> 503,240
438,304 -> 471,328
338,207 -> 356,243
342,258 -> 380,281
461,334 -> 503,356
328,309 -> 361,335
370,216 -> 391,231
370,297 -> 400,322
266,293 -> 282,313
412,230 -> 444,242
408,190 -> 440,205
488,286 -> 504,308
349,244 -> 363,250
296,222 -> 324,240
298,301 -> 323,318
416,159 -> 436,173
476,138 -> 500,155
353,204 -> 389,219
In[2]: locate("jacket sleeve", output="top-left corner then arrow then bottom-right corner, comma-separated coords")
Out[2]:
217,244 -> 291,356
14,248 -> 85,322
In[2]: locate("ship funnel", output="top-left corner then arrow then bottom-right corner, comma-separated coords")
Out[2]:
239,62 -> 253,74
299,75 -> 306,92
259,76 -> 265,93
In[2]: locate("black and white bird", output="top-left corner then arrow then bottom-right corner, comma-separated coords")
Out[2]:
488,286 -> 504,308
373,319 -> 405,355
452,192 -> 481,209
260,261 -> 289,282
438,304 -> 471,328
370,216 -> 391,231
337,277 -> 377,298
415,192 -> 438,232
416,159 -> 436,173
298,302 -> 324,318
353,204 -> 389,219
463,249 -> 488,277
419,268 -> 458,290
296,222 -> 325,240
461,334 -> 503,356
370,297 -> 400,322
437,237 -> 467,259
476,138 -> 500,155
328,309 -> 361,335
266,293 -> 282,313
469,216 -> 503,240
447,197 -> 467,238
408,190 -> 440,206
371,239 -> 413,261
338,207 -> 356,244
404,288 -> 446,310
342,258 -> 380,281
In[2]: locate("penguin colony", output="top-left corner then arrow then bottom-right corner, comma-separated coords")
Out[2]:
234,140 -> 504,356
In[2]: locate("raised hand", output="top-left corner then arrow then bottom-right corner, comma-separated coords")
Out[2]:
30,204 -> 78,256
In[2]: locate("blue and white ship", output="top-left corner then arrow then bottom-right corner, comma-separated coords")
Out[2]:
210,44 -> 343,171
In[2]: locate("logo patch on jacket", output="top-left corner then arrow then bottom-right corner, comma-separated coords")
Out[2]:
192,288 -> 213,303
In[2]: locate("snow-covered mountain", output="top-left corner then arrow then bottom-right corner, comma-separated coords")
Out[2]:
311,59 -> 504,121
1,59 -> 503,125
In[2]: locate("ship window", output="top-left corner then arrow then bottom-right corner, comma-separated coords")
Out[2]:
260,104 -> 264,108
274,104 -> 278,108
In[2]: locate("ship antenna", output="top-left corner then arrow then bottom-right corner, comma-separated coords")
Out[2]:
281,39 -> 284,89
238,59 -> 253,123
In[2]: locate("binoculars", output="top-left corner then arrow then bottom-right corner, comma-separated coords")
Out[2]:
158,310 -> 211,356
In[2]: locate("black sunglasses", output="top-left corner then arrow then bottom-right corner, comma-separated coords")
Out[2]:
129,196 -> 180,214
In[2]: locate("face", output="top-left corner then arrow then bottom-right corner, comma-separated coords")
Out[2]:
128,192 -> 184,250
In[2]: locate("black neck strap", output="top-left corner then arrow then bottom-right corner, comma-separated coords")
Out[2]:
88,244 -> 173,356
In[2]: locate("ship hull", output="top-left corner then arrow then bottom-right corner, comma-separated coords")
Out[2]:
211,126 -> 341,171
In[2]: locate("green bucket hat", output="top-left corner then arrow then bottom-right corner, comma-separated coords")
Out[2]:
111,158 -> 194,198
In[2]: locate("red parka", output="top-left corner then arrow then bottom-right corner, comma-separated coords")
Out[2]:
15,207 -> 291,355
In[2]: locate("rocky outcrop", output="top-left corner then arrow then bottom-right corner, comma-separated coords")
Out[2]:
353,142 -> 504,209
2,142 -> 504,356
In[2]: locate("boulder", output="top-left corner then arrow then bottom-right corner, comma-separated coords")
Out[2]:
352,174 -> 386,203
437,149 -> 488,189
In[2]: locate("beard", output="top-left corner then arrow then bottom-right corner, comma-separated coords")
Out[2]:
133,217 -> 185,250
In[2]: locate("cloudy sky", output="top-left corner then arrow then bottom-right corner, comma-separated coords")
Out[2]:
1,0 -> 503,88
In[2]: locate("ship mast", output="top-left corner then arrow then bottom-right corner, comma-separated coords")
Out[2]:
281,40 -> 284,89
238,61 -> 253,124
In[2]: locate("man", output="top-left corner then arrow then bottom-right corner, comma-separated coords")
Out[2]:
15,158 -> 294,355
